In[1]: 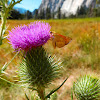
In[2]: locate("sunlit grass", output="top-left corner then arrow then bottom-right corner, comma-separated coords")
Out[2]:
0,17 -> 100,100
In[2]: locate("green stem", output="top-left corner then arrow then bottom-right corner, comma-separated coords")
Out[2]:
0,0 -> 22,45
25,93 -> 30,100
71,88 -> 73,100
1,15 -> 7,35
0,76 -> 37,89
0,13 -> 7,45
46,77 -> 68,99
37,87 -> 45,100
0,36 -> 3,45
1,51 -> 19,72
0,76 -> 19,86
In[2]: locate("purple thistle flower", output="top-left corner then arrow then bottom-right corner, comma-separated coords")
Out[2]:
8,21 -> 51,51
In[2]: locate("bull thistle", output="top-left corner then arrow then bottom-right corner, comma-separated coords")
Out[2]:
73,75 -> 100,100
8,21 -> 66,100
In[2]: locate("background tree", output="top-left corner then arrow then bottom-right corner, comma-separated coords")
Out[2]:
9,9 -> 25,19
94,0 -> 100,17
62,13 -> 66,19
51,12 -> 55,19
25,10 -> 33,19
96,7 -> 100,16
77,6 -> 87,17
34,9 -> 39,19
88,0 -> 100,17
46,7 -> 51,19
38,9 -> 45,19
57,7 -> 61,19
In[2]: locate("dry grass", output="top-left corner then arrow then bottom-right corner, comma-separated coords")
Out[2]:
0,17 -> 100,100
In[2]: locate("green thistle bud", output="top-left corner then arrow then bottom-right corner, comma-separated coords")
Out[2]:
19,46 -> 61,89
73,75 -> 100,100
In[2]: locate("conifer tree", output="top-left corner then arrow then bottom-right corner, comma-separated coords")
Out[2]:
26,10 -> 33,19
57,7 -> 61,19
46,7 -> 51,19
34,9 -> 38,19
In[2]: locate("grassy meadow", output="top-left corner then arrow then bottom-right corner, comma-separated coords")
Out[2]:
0,17 -> 100,100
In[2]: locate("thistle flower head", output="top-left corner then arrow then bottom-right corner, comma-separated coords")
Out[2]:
73,75 -> 100,100
8,21 -> 51,51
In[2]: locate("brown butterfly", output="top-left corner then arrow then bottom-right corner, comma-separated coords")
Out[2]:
50,31 -> 72,48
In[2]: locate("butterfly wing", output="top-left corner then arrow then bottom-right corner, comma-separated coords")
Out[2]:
52,34 -> 66,48
51,32 -> 72,48
64,36 -> 72,45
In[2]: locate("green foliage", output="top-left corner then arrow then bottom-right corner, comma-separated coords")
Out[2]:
57,7 -> 61,19
50,92 -> 58,100
73,75 -> 100,100
25,10 -> 33,19
46,78 -> 68,99
0,0 -> 22,45
0,78 -> 11,88
0,0 -> 22,94
62,13 -> 66,19
93,7 -> 100,17
77,6 -> 87,17
46,7 -> 51,19
34,9 -> 39,19
19,47 -> 61,88
38,9 -> 45,19
9,9 -> 25,19
19,46 -> 62,99
29,91 -> 40,100
51,12 -> 55,19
